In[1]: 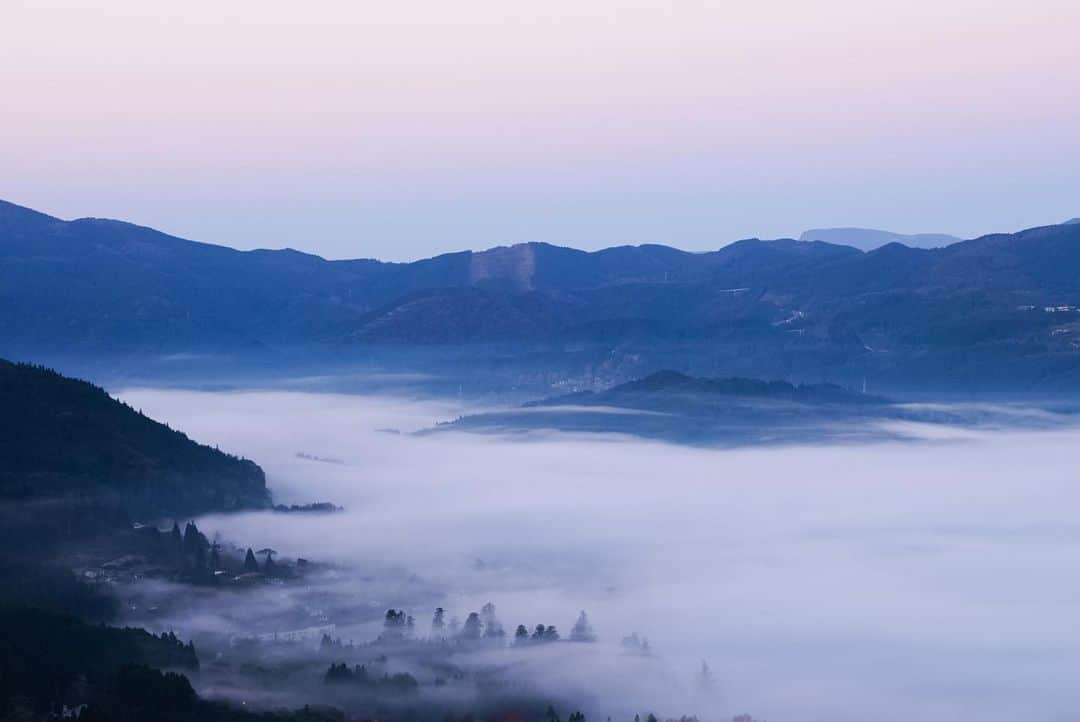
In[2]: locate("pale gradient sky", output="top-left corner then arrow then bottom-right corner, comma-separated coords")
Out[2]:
2,0 -> 1078,261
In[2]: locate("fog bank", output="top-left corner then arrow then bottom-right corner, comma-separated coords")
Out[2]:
120,388 -> 1080,722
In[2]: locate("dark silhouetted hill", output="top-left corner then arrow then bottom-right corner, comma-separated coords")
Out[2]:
0,358 -> 270,515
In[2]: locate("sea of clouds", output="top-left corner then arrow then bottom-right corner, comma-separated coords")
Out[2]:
118,387 -> 1080,722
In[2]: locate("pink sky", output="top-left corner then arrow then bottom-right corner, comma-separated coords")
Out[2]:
2,0 -> 1078,260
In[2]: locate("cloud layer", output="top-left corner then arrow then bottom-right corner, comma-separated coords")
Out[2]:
121,387 -> 1080,721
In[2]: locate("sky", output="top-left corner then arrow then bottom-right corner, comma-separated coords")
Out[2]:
2,0 -> 1079,261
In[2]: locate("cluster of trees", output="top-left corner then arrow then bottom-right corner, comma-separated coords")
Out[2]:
241,546 -> 285,576
633,715 -> 708,722
79,664 -> 346,722
514,624 -> 560,644
380,608 -> 417,639
620,633 -> 652,655
0,607 -> 197,719
147,520 -> 235,583
0,607 -> 348,722
545,707 -> 587,722
512,611 -> 595,645
170,521 -> 215,575
420,605 -> 597,648
104,517 -> 297,586
428,603 -> 506,642
323,663 -> 419,693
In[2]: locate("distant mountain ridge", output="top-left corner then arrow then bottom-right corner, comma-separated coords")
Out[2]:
529,370 -> 888,407
798,227 -> 962,250
4,198 -> 1080,389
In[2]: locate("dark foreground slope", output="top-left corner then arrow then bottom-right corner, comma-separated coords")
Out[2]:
0,359 -> 269,515
0,607 -> 343,722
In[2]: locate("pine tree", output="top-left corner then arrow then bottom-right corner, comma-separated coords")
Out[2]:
431,607 -> 446,637
481,602 -> 504,640
569,610 -> 596,642
696,659 -> 716,694
460,612 -> 483,640
243,548 -> 258,572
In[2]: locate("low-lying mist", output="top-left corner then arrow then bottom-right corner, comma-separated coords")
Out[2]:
119,388 -> 1080,722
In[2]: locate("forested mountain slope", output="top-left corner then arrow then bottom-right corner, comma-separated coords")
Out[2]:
0,358 -> 269,514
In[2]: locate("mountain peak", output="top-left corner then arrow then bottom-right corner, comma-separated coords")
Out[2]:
799,227 -> 961,251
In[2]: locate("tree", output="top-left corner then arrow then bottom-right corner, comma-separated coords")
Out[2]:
460,612 -> 483,640
431,607 -> 446,637
696,659 -> 716,694
514,624 -> 529,645
621,633 -> 651,655
569,610 -> 596,642
182,522 -> 208,557
325,662 -> 353,683
384,609 -> 407,635
543,625 -> 559,641
481,602 -> 505,640
257,548 -> 277,575
243,548 -> 258,572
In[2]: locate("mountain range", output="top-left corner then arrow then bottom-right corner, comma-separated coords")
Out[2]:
3,198 -> 1080,390
798,227 -> 962,250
